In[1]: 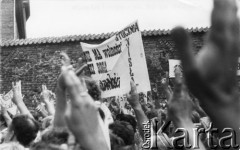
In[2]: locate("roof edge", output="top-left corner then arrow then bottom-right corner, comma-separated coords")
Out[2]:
1,27 -> 209,47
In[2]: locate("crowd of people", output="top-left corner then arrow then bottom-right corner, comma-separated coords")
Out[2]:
0,0 -> 240,149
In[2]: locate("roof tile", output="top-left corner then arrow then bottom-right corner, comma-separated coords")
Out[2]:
1,27 -> 209,47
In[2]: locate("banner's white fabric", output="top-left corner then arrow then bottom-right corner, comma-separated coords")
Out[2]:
81,21 -> 151,98
169,59 -> 182,78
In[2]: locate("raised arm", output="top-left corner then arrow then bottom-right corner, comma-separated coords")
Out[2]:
12,81 -> 33,118
168,74 -> 206,150
127,81 -> 149,139
54,53 -> 87,127
1,106 -> 12,127
53,53 -> 70,127
62,58 -> 109,150
161,72 -> 173,101
40,85 -> 55,116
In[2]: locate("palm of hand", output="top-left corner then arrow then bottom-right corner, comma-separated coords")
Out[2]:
172,0 -> 240,129
41,90 -> 51,101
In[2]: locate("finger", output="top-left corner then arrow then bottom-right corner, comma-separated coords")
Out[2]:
12,82 -> 15,88
172,73 -> 183,99
171,27 -> 213,100
130,80 -> 137,94
126,93 -> 130,101
75,64 -> 88,76
210,0 -> 238,47
165,71 -> 169,84
62,66 -> 81,100
18,80 -> 22,92
171,27 -> 196,74
79,78 -> 88,93
168,86 -> 173,94
41,84 -> 44,91
78,57 -> 83,66
210,0 -> 239,88
60,52 -> 71,66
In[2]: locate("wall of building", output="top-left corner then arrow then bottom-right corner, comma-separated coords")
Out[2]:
1,0 -> 15,41
0,32 -> 205,108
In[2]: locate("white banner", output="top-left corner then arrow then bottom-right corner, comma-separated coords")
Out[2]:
81,21 -> 151,98
169,59 -> 182,78
0,90 -> 18,116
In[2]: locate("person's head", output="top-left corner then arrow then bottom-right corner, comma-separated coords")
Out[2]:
110,132 -> 125,150
79,76 -> 101,101
12,114 -> 39,147
115,114 -> 137,132
109,121 -> 135,146
40,127 -> 69,145
146,109 -> 158,120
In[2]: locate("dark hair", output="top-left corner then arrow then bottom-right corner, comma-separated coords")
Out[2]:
110,132 -> 125,150
146,109 -> 158,120
109,121 -> 135,146
41,127 -> 69,145
12,115 -> 39,147
115,114 -> 137,132
79,76 -> 101,101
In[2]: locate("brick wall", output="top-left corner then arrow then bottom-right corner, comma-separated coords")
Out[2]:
0,33 -> 206,108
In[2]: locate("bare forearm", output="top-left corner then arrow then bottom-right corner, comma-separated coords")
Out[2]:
53,87 -> 67,127
16,101 -> 33,118
2,113 -> 12,127
133,106 -> 149,138
44,101 -> 55,116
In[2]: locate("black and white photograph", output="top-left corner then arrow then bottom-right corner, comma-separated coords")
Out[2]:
0,0 -> 240,149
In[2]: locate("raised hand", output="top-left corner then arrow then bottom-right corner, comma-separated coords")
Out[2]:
161,72 -> 173,100
167,74 -> 192,125
57,54 -> 87,91
62,61 -> 109,150
126,80 -> 141,109
57,53 -> 72,91
54,52 -> 72,127
167,74 -> 206,150
12,81 -> 23,105
40,85 -> 51,102
39,85 -> 55,116
75,57 -> 88,76
12,81 -> 33,118
172,0 -> 240,131
126,81 -> 149,139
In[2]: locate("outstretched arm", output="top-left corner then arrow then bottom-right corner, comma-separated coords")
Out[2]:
40,85 -> 55,116
53,53 -> 70,127
127,81 -> 149,139
168,74 -> 206,150
62,57 -> 109,150
12,81 -> 33,118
